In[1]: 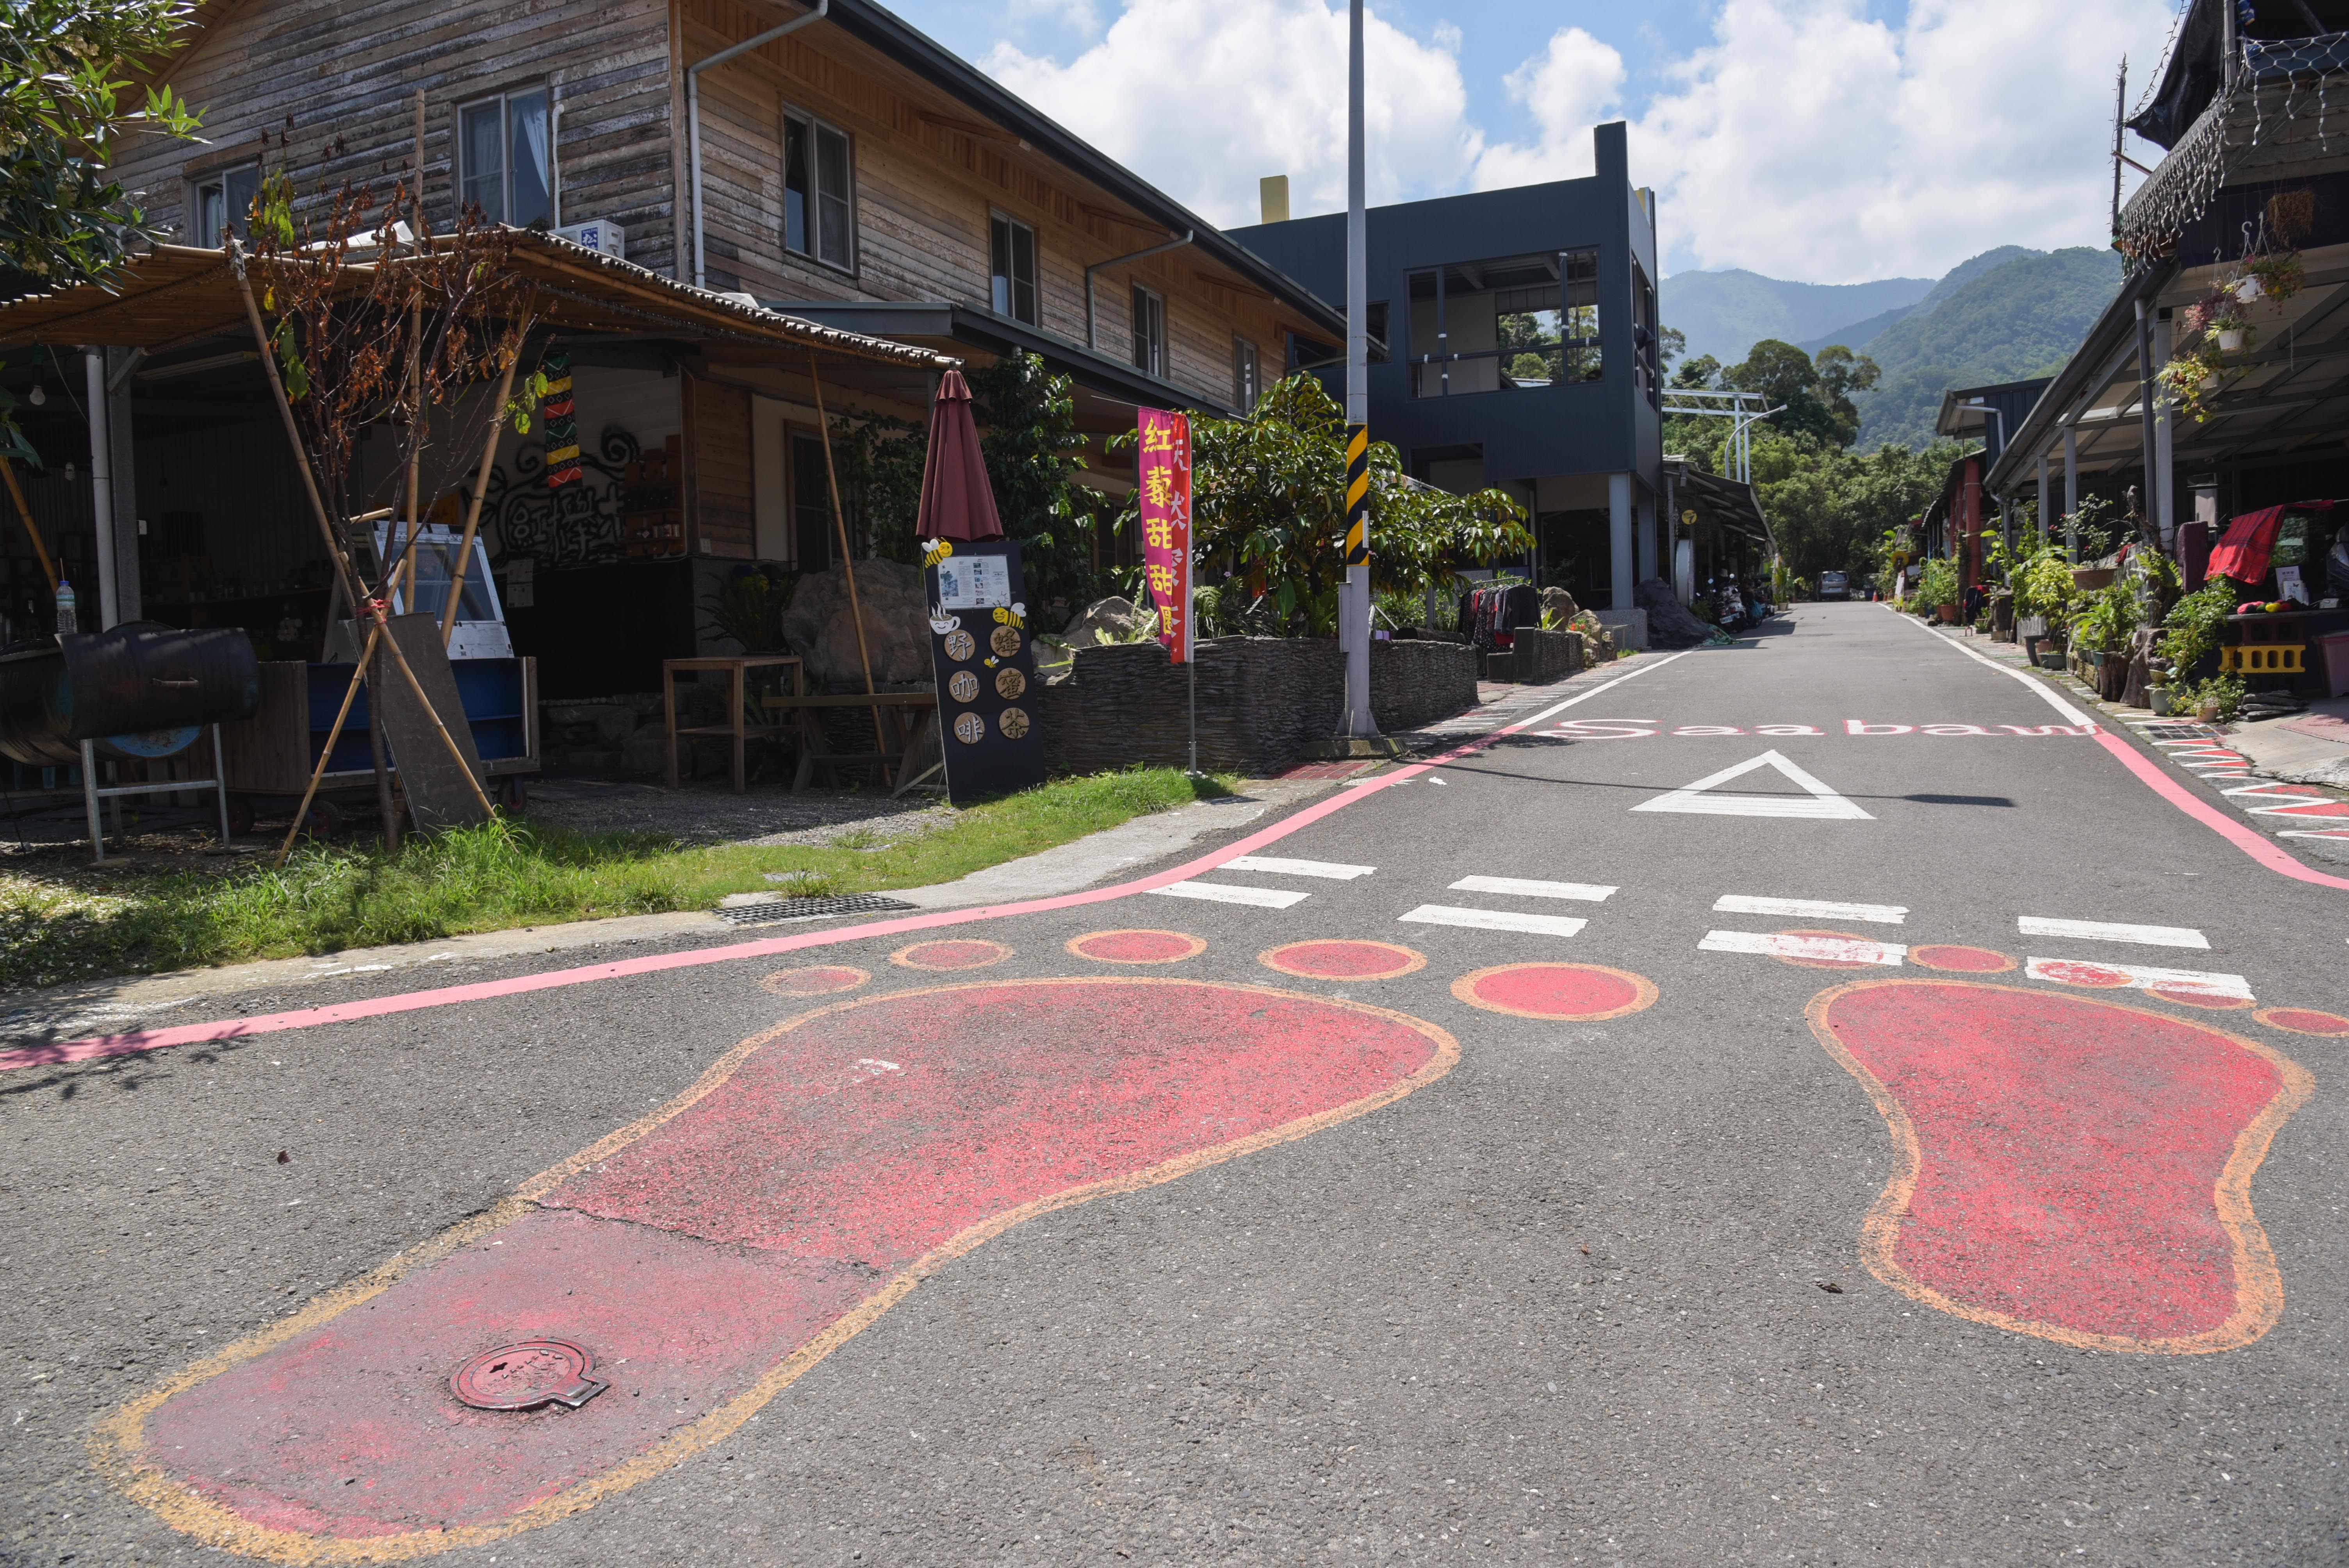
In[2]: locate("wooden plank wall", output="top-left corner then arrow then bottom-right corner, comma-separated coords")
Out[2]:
684,372 -> 755,559
679,0 -> 1295,412
117,0 -> 681,275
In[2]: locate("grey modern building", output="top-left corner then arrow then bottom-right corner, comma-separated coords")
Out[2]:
1232,123 -> 1665,612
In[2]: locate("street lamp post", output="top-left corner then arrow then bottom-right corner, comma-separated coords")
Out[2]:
1337,0 -> 1378,741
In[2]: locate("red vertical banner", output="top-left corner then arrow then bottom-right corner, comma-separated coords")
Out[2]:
1137,406 -> 1192,664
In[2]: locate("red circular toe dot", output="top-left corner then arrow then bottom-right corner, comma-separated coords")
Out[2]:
2254,1006 -> 2349,1037
1258,940 -> 1427,981
890,939 -> 1012,971
2151,984 -> 2253,1010
761,965 -> 870,996
1066,929 -> 1206,964
1910,945 -> 2016,973
2035,960 -> 2133,989
1451,962 -> 1657,1021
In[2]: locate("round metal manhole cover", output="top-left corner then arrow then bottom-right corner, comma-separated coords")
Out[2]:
450,1339 -> 609,1411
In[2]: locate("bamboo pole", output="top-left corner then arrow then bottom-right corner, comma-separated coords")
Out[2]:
0,455 -> 59,594
441,344 -> 522,643
806,354 -> 890,781
273,620 -> 379,866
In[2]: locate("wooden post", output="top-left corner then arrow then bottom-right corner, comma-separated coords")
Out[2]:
806,354 -> 891,782
372,611 -> 501,820
0,454 -> 59,593
274,621 -> 379,866
442,344 -> 522,643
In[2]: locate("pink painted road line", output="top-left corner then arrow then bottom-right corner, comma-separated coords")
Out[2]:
2,655 -> 1692,1075
2094,731 -> 2349,892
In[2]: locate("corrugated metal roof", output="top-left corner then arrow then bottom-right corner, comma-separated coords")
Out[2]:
0,232 -> 958,369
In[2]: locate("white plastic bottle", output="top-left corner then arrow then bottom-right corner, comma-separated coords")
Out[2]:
54,578 -> 76,635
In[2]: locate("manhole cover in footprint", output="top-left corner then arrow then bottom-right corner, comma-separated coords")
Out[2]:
451,1339 -> 609,1411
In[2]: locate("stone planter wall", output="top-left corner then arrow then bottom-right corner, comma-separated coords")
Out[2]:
1511,628 -> 1586,685
1036,636 -> 1477,776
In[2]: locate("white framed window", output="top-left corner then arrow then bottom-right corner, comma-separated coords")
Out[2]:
458,86 -> 552,227
191,162 -> 260,247
1131,284 -> 1165,378
990,212 -> 1037,324
1233,337 -> 1260,412
782,110 -> 854,271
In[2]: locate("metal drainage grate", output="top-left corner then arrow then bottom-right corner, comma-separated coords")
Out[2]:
716,892 -> 919,925
451,1339 -> 608,1411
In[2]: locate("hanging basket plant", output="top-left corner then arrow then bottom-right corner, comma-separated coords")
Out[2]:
2242,249 -> 2306,304
2157,343 -> 2230,423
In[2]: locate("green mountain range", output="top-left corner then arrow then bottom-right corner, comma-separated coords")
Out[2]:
1847,246 -> 2124,451
1659,269 -> 1932,367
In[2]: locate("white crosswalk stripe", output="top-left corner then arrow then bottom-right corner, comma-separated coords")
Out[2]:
2022,957 -> 2251,1000
1448,875 -> 1617,902
1222,855 -> 1377,880
1148,881 -> 1312,909
1699,930 -> 1906,966
2016,916 -> 2209,950
1397,905 -> 1588,937
1713,894 -> 1907,925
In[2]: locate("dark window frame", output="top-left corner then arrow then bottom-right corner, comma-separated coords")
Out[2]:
456,85 -> 553,228
989,211 -> 1039,324
1233,336 -> 1261,412
1131,283 -> 1166,378
1408,250 -> 1601,398
189,160 -> 261,248
781,106 -> 857,274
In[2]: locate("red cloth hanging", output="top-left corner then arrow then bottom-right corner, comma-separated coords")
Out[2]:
915,369 -> 1004,542
2205,506 -> 2285,584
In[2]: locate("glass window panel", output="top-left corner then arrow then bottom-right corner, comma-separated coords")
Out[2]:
1410,251 -> 1599,394
814,125 -> 851,268
460,101 -> 505,223
196,183 -> 225,248
990,216 -> 1011,314
782,118 -> 809,256
1011,221 -> 1036,324
508,89 -> 551,228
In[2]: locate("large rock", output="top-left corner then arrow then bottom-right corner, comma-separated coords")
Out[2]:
1062,595 -> 1150,648
780,559 -> 931,689
1636,576 -> 1717,649
1539,586 -> 1579,628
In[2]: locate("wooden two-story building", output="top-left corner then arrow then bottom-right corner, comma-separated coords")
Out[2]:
1,0 -> 1346,696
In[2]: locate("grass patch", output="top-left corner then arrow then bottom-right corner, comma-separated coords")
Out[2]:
0,768 -> 1232,992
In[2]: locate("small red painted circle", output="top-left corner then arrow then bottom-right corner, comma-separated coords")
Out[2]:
890,939 -> 1013,971
1258,940 -> 1428,982
2151,984 -> 2254,1010
450,1339 -> 608,1411
1909,944 -> 2017,974
1066,929 -> 1207,965
1771,929 -> 1881,971
760,965 -> 870,996
1451,962 -> 1658,1021
2254,1006 -> 2349,1037
2035,959 -> 2134,989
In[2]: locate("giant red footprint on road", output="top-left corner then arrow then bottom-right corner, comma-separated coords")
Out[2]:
1811,979 -> 2312,1353
101,978 -> 1455,1562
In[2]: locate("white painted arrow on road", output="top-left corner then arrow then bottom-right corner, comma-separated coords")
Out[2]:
1629,750 -> 1873,820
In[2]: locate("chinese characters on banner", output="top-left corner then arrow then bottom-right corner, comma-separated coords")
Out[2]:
1137,406 -> 1192,663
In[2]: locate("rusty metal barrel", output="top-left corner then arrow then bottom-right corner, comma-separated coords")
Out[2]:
0,622 -> 260,767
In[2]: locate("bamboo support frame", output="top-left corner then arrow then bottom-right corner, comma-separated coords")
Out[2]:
0,455 -> 58,594
441,344 -> 522,643
273,620 -> 379,867
807,354 -> 891,781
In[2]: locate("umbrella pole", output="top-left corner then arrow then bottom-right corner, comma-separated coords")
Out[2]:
807,355 -> 891,784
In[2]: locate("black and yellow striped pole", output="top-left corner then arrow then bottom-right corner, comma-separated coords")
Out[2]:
1344,422 -> 1370,567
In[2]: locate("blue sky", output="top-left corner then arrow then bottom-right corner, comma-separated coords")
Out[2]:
878,0 -> 2179,285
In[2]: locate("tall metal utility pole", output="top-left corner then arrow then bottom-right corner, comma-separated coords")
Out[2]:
1337,0 -> 1378,740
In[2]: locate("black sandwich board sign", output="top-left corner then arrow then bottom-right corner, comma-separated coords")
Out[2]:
923,538 -> 1048,805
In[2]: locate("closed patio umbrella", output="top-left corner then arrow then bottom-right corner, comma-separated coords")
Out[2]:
917,369 -> 1003,542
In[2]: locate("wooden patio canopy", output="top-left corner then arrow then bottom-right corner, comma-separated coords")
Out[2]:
0,231 -> 960,386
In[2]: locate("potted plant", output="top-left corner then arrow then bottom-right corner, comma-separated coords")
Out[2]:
2243,249 -> 2306,304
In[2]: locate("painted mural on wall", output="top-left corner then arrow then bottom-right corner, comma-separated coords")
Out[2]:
488,424 -> 642,571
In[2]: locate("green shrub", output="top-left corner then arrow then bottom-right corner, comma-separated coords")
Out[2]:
1914,558 -> 1959,610
2160,576 -> 2241,674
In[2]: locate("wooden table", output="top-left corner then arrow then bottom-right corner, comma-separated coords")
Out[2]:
756,690 -> 940,795
661,654 -> 804,792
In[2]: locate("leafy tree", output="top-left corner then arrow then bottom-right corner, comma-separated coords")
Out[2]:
966,351 -> 1093,609
1670,352 -> 1720,390
1657,324 -> 1686,373
1722,338 -> 1879,447
1,0 -> 201,285
827,408 -> 925,565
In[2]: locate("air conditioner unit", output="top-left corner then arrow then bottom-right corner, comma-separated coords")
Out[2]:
556,219 -> 625,260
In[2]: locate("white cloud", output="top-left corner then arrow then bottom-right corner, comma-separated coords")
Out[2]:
1007,0 -> 1102,38
1470,28 -> 1627,191
1628,0 -> 2176,282
982,0 -> 1482,227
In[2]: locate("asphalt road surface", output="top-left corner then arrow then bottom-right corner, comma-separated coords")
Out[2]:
7,602 -> 2348,1568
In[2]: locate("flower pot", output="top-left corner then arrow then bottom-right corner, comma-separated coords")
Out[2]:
2237,275 -> 2263,303
2217,328 -> 2246,351
2198,702 -> 2221,723
2151,688 -> 2173,716
2071,567 -> 2117,592
1935,604 -> 1960,623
